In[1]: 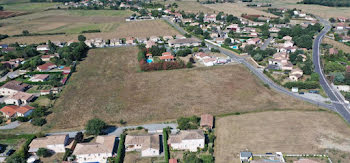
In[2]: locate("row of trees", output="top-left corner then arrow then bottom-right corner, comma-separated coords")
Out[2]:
278,23 -> 322,49
299,0 -> 350,7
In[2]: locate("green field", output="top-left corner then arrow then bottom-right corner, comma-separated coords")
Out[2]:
2,2 -> 60,12
67,10 -> 133,17
0,0 -> 28,5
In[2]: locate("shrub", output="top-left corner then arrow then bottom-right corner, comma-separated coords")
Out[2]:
163,129 -> 169,163
36,148 -> 50,157
63,148 -> 72,161
17,117 -> 29,122
177,116 -> 200,130
31,118 -> 46,126
114,134 -> 126,163
85,118 -> 107,135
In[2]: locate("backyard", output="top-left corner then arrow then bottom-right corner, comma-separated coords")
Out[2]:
46,47 -> 318,131
214,110 -> 350,163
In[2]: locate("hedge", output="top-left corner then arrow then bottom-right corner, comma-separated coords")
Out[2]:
6,134 -> 36,161
81,29 -> 101,33
26,71 -> 62,75
12,32 -> 66,37
284,81 -> 320,89
163,128 -> 169,163
113,133 -> 126,163
63,148 -> 73,161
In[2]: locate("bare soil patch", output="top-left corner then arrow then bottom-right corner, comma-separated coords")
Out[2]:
47,47 -> 317,130
215,111 -> 350,163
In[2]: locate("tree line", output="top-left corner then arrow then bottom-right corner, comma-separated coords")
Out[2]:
299,0 -> 350,7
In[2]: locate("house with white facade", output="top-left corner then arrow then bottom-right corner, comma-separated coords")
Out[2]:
125,134 -> 160,157
289,68 -> 303,81
4,91 -> 35,106
168,38 -> 201,48
168,130 -> 205,152
36,45 -> 49,51
0,105 -> 35,118
0,81 -> 30,96
29,134 -> 70,153
73,135 -> 116,163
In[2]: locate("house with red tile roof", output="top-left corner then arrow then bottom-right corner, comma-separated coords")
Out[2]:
200,114 -> 214,129
169,159 -> 178,163
0,105 -> 35,118
37,63 -> 57,72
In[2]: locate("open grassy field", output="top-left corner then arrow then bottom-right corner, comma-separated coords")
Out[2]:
254,0 -> 350,19
2,2 -> 60,12
0,0 -> 29,5
46,47 -> 318,130
162,1 -> 215,13
214,111 -> 350,163
0,10 -> 179,44
204,2 -> 277,18
324,38 -> 350,53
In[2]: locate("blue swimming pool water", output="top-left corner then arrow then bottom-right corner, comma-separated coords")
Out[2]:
147,59 -> 153,63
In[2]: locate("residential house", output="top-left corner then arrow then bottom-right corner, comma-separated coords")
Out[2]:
247,38 -> 261,45
1,58 -> 24,69
176,35 -> 186,39
168,38 -> 201,48
204,14 -> 216,22
168,130 -> 205,152
146,40 -> 156,49
226,24 -> 240,32
36,45 -> 49,51
289,68 -> 303,81
0,105 -> 35,118
29,74 -> 49,82
194,52 -> 210,60
149,36 -> 159,42
214,38 -> 225,44
29,134 -> 70,153
37,63 -> 57,72
203,58 -> 217,67
159,52 -> 175,61
163,36 -> 173,41
268,52 -> 293,71
336,23 -> 345,30
125,134 -> 160,157
126,37 -> 135,45
110,38 -> 121,46
337,17 -> 348,22
283,41 -> 294,48
73,135 -> 116,163
4,92 -> 35,106
240,152 -> 253,163
169,159 -> 178,163
200,114 -> 214,129
282,36 -> 292,41
329,48 -> 338,55
41,54 -> 58,62
269,27 -> 280,33
0,81 -> 30,96
335,85 -> 350,92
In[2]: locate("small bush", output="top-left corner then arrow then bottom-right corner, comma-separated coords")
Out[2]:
31,118 -> 46,126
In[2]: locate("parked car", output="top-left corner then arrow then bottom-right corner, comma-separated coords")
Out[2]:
309,90 -> 319,94
5,149 -> 15,156
299,92 -> 304,95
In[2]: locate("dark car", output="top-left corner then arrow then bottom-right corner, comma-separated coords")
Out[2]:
299,92 -> 305,95
6,149 -> 15,156
309,90 -> 319,94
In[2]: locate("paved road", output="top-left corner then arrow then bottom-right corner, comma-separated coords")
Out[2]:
164,18 -> 335,111
260,37 -> 273,50
0,70 -> 20,82
0,121 -> 20,130
47,123 -> 177,138
312,18 -> 350,123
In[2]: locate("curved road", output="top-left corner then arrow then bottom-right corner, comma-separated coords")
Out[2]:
163,18 -> 338,114
312,18 -> 350,123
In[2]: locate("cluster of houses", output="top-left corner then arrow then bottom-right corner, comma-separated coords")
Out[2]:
194,52 -> 231,66
23,114 -> 213,163
330,17 -> 350,43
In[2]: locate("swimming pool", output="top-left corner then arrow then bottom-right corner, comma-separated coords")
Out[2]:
147,59 -> 153,63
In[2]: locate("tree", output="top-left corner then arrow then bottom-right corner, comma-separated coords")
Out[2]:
224,38 -> 231,45
186,62 -> 193,68
310,73 -> 319,81
74,132 -> 84,143
78,35 -> 86,42
0,6 -> 3,11
183,152 -> 201,163
85,118 -> 107,135
31,118 -> 47,126
329,17 -> 336,23
348,30 -> 350,36
37,148 -> 50,157
22,30 -> 29,36
253,54 -> 263,62
6,154 -> 26,163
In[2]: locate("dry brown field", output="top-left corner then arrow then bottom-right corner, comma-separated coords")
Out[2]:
204,2 -> 276,17
46,47 -> 318,130
254,0 -> 350,19
0,10 -> 179,44
324,38 -> 350,54
214,111 -> 350,163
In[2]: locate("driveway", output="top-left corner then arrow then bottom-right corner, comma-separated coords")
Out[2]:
47,123 -> 178,138
0,70 -> 20,82
0,121 -> 21,130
